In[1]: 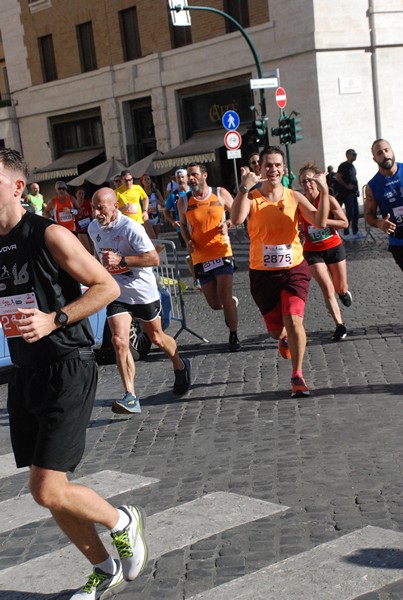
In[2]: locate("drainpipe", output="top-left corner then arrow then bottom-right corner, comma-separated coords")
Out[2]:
368,0 -> 381,138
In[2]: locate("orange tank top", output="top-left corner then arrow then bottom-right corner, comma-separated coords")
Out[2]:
248,187 -> 304,270
185,187 -> 232,265
53,196 -> 75,232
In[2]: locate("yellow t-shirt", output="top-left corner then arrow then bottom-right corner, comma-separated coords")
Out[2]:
116,184 -> 147,224
248,187 -> 304,270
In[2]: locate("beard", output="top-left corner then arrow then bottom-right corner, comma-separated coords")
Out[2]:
380,155 -> 395,170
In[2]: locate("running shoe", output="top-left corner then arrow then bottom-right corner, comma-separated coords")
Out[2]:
278,337 -> 291,359
112,392 -> 141,414
193,279 -> 202,290
229,332 -> 242,352
290,376 -> 310,398
173,356 -> 191,395
332,323 -> 347,340
232,296 -> 239,308
338,291 -> 352,307
111,505 -> 148,582
70,559 -> 126,599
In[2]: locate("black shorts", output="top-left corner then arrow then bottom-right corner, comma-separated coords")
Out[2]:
7,351 -> 97,472
107,298 -> 161,322
388,245 -> 403,272
193,257 -> 235,283
303,243 -> 346,266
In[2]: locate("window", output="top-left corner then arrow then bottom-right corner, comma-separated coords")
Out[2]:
77,21 -> 97,72
38,34 -> 57,82
223,0 -> 249,32
119,6 -> 141,61
126,99 -> 156,164
53,114 -> 103,156
168,6 -> 192,49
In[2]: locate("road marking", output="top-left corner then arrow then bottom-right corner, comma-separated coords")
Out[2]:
0,453 -> 28,478
188,526 -> 403,600
0,470 -> 158,535
0,492 -> 287,593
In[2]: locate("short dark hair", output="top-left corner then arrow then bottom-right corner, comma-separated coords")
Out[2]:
0,148 -> 29,180
120,169 -> 132,177
187,162 -> 207,174
259,145 -> 285,163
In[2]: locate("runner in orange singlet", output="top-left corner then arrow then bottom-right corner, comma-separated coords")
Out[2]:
231,146 -> 330,398
178,162 -> 241,352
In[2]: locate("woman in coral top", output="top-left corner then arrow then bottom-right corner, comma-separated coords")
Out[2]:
299,162 -> 352,341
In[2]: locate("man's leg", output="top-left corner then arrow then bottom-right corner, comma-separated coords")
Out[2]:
216,274 -> 237,332
142,316 -> 183,370
283,313 -> 306,372
108,313 -> 136,395
343,194 -> 353,236
30,467 -> 119,564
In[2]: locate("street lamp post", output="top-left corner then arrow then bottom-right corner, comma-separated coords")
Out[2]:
170,3 -> 269,145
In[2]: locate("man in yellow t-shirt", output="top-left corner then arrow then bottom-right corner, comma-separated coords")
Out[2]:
115,170 -> 149,225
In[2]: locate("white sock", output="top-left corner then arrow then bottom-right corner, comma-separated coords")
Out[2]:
94,555 -> 116,575
110,508 -> 130,533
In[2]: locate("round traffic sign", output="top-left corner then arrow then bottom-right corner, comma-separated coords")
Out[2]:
222,110 -> 240,131
224,130 -> 242,151
275,87 -> 287,109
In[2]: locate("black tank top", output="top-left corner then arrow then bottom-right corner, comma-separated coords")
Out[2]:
0,212 -> 94,366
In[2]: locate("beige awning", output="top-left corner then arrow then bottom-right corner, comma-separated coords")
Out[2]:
68,157 -> 127,186
153,127 -> 248,171
31,149 -> 104,182
127,150 -> 172,178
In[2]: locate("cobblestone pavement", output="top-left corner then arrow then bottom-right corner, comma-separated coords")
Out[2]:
1,223 -> 403,599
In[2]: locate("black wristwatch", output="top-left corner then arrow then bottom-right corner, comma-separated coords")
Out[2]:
239,184 -> 250,194
55,309 -> 69,329
119,256 -> 127,268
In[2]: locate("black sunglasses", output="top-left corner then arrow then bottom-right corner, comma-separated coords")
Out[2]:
57,187 -> 67,191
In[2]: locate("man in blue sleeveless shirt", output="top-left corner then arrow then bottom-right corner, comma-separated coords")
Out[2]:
365,139 -> 403,271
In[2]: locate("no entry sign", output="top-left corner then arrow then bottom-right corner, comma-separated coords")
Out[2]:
275,87 -> 287,109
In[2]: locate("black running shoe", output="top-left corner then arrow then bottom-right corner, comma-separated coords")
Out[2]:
173,356 -> 191,395
338,291 -> 352,307
332,323 -> 347,340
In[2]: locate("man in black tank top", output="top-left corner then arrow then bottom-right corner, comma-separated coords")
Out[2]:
0,149 -> 149,597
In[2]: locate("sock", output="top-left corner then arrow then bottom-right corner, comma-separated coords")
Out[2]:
94,555 -> 116,575
229,331 -> 238,338
110,508 -> 130,533
292,369 -> 303,379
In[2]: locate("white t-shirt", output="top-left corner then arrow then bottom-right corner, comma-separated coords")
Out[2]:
88,211 -> 159,305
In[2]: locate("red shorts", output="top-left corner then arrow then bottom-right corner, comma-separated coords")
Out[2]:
263,290 -> 306,332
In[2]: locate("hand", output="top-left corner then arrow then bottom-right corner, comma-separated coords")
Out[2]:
218,220 -> 229,234
15,308 -> 57,342
142,210 -> 149,221
240,166 -> 261,190
101,250 -> 121,268
380,213 -> 396,235
308,172 -> 328,193
187,239 -> 195,253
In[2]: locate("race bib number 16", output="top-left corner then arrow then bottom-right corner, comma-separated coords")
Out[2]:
262,244 -> 293,268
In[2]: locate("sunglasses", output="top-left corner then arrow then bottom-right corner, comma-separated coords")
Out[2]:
250,160 -> 259,165
123,178 -> 133,182
57,187 -> 67,191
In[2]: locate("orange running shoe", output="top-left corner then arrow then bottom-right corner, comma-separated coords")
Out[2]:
278,337 -> 291,360
291,376 -> 310,398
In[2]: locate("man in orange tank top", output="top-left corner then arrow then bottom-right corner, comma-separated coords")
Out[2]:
178,162 -> 241,352
44,181 -> 78,232
231,146 -> 330,398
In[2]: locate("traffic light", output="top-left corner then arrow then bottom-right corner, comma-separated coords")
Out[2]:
271,116 -> 291,144
253,116 -> 268,142
290,116 -> 302,144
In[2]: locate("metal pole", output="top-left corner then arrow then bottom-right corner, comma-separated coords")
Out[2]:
171,4 -> 269,145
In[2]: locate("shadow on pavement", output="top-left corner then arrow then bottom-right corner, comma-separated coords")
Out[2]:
344,547 -> 403,569
0,592 -> 73,599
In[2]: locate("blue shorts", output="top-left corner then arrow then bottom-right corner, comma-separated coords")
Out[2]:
194,257 -> 235,285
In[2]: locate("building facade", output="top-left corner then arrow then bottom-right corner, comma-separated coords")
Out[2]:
0,0 -> 402,194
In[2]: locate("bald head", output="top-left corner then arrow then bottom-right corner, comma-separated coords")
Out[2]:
92,187 -> 119,226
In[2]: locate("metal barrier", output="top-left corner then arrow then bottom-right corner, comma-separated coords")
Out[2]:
152,239 -> 209,343
361,185 -> 377,244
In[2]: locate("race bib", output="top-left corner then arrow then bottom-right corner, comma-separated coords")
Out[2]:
202,258 -> 224,272
262,244 -> 293,268
123,203 -> 138,215
59,211 -> 73,222
393,205 -> 403,226
106,264 -> 130,275
78,217 -> 91,229
0,292 -> 38,338
308,225 -> 332,243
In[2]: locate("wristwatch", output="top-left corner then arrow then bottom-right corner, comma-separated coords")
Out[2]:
119,256 -> 127,268
55,309 -> 69,329
239,184 -> 250,194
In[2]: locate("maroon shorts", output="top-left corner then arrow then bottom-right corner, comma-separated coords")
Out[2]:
249,260 -> 311,319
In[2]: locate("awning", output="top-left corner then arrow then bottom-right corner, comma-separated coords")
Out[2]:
153,127 -> 248,170
127,150 -> 172,178
31,149 -> 105,182
68,157 -> 127,186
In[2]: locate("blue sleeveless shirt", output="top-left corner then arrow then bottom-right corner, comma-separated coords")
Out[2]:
367,162 -> 403,246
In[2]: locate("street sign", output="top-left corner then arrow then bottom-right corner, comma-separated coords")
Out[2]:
222,110 -> 240,131
275,87 -> 287,109
250,78 -> 278,90
168,0 -> 191,26
227,149 -> 242,159
224,131 -> 242,151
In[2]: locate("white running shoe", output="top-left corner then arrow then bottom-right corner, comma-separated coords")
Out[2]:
111,505 -> 148,581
